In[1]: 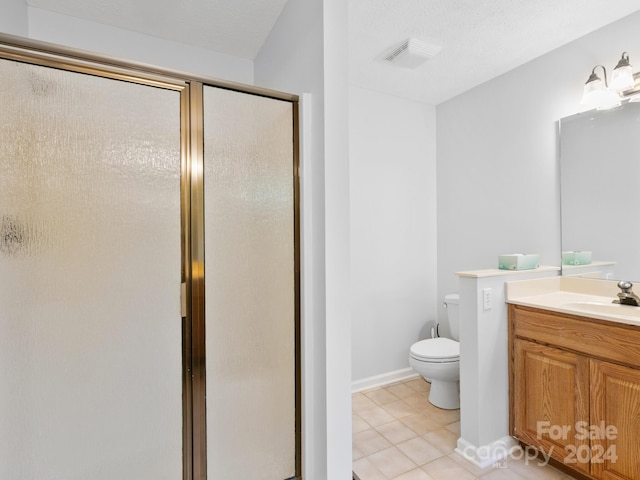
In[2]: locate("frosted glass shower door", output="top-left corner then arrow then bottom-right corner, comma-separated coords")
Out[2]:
0,59 -> 183,479
204,86 -> 297,479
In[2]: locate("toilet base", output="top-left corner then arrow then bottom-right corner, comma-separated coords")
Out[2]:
428,379 -> 459,410
409,355 -> 459,409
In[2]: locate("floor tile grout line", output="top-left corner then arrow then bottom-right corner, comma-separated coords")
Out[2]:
353,378 -> 571,480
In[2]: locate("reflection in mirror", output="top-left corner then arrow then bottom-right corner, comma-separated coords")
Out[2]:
559,101 -> 640,282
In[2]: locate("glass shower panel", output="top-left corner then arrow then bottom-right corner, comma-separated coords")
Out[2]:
0,59 -> 183,479
203,86 -> 295,479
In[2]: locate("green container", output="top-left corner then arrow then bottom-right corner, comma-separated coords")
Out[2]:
498,254 -> 540,271
562,251 -> 592,265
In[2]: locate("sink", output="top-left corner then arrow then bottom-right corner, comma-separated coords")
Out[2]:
563,301 -> 640,319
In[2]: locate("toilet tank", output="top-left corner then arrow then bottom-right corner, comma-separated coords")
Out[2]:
444,293 -> 460,341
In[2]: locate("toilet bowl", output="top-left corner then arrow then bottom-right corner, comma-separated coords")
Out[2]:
409,293 -> 460,409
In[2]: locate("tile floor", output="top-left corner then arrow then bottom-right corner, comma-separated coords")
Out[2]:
352,377 -> 576,480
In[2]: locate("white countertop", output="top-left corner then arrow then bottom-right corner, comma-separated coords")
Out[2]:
506,276 -> 640,327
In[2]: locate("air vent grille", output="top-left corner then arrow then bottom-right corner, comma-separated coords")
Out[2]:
384,38 -> 442,68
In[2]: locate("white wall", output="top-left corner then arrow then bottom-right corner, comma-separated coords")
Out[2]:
255,1 -> 351,479
436,11 -> 640,308
26,7 -> 253,84
0,0 -> 27,36
456,268 -> 559,467
350,86 -> 438,387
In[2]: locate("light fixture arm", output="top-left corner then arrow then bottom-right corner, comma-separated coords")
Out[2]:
586,64 -> 609,87
615,52 -> 631,70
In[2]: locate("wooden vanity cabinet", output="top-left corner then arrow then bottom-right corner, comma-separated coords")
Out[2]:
590,360 -> 640,479
512,338 -> 591,474
509,304 -> 640,480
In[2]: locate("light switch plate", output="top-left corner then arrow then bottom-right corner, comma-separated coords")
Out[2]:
483,288 -> 492,310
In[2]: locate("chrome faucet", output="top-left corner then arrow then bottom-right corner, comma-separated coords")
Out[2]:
613,281 -> 640,306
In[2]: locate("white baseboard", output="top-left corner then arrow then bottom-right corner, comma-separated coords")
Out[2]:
455,435 -> 520,469
351,368 -> 419,393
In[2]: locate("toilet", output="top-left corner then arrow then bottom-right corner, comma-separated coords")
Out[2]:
409,293 -> 460,409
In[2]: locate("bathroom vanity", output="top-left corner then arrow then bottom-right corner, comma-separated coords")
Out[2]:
507,277 -> 640,479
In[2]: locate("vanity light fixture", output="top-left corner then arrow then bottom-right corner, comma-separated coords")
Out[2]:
580,65 -> 621,110
610,52 -> 635,91
581,52 -> 639,110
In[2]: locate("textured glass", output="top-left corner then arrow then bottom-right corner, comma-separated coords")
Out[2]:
0,59 -> 182,479
204,86 -> 295,479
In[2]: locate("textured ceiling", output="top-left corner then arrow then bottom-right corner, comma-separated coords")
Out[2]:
350,0 -> 640,104
25,0 -> 640,104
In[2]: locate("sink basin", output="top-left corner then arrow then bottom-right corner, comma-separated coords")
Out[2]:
563,301 -> 640,319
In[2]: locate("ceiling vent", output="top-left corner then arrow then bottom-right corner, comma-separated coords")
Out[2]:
384,38 -> 442,68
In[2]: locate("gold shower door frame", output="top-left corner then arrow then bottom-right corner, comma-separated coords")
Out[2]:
0,34 -> 301,480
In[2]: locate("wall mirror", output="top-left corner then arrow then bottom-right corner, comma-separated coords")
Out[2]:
559,100 -> 640,283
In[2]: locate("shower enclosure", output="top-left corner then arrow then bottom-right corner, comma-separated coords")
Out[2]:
0,35 -> 300,480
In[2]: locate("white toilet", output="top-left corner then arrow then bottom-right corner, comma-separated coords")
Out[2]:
409,293 -> 460,410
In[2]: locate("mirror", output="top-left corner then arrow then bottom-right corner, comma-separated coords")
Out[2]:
559,101 -> 640,282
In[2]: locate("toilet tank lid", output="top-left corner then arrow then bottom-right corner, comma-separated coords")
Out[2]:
444,293 -> 459,305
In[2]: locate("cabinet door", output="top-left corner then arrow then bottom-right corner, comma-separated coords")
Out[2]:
513,339 -> 590,474
591,360 -> 640,480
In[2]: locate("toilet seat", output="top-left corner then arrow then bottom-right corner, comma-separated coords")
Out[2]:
410,338 -> 459,363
